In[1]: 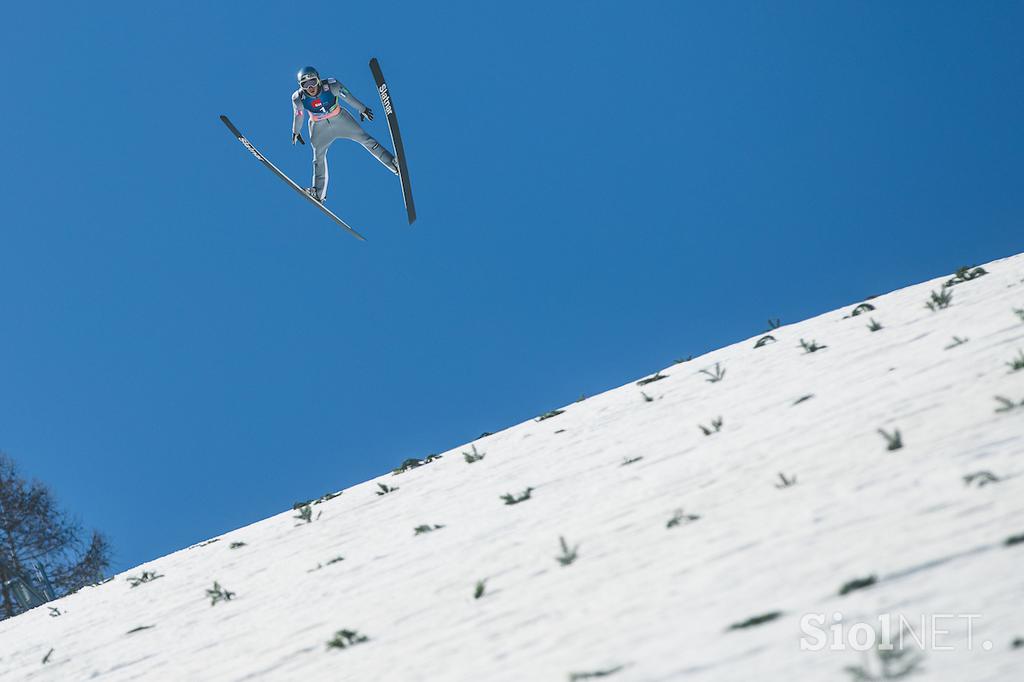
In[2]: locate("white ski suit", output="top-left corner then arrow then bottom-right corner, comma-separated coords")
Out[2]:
292,78 -> 398,202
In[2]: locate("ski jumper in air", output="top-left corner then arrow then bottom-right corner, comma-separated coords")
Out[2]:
291,66 -> 398,203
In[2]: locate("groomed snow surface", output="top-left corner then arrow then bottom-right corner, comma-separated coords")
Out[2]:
3,254 -> 1024,681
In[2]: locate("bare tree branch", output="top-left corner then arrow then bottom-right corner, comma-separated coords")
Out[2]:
0,452 -> 112,619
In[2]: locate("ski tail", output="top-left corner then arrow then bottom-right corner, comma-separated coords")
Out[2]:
369,58 -> 416,225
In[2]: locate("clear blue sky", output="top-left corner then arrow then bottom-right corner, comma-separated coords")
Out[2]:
1,2 -> 1020,574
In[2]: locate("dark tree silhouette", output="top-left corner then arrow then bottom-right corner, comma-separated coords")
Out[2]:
0,452 -> 112,619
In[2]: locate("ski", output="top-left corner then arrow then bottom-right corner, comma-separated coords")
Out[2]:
369,58 -> 417,225
219,115 -> 366,242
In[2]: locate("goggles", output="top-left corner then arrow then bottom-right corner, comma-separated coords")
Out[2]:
300,77 -> 320,90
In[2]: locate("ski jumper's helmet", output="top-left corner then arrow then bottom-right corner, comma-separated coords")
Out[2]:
297,66 -> 320,87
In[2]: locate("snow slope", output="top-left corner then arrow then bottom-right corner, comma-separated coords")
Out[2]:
3,254 -> 1023,682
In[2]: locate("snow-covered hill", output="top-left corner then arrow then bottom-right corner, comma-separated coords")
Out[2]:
3,254 -> 1024,681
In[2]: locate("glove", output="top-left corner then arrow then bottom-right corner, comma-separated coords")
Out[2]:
292,133 -> 305,145
360,107 -> 374,122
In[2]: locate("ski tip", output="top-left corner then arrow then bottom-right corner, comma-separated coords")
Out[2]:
369,57 -> 379,68
219,114 -> 241,136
